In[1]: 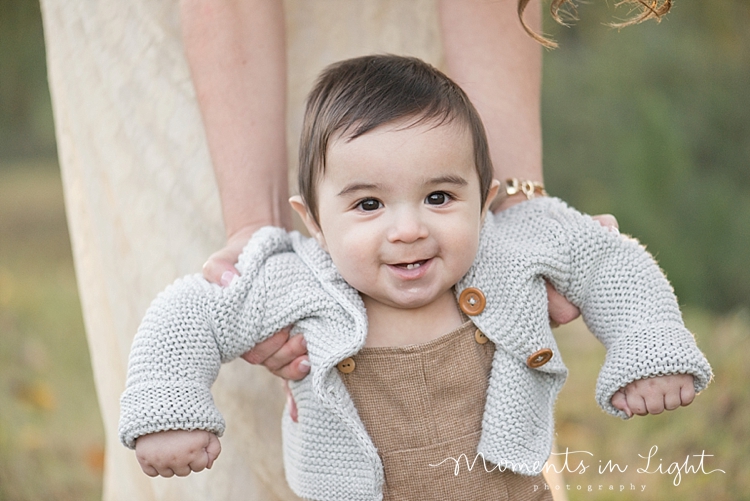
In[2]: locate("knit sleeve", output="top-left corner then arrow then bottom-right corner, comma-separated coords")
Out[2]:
118,227 -> 299,448
545,200 -> 712,418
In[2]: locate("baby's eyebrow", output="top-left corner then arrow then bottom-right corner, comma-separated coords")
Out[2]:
337,183 -> 381,197
426,175 -> 468,187
337,176 -> 468,197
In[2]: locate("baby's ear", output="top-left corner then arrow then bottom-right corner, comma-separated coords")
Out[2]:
482,179 -> 501,219
289,196 -> 327,250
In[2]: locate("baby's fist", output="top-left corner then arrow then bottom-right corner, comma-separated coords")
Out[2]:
135,429 -> 221,477
611,374 -> 695,418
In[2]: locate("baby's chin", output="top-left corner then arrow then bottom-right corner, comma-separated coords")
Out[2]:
358,287 -> 455,312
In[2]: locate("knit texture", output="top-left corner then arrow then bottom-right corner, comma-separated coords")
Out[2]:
119,197 -> 712,501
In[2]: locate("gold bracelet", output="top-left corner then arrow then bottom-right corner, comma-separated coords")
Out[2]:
503,178 -> 547,200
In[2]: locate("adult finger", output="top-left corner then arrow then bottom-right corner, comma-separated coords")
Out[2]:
254,335 -> 309,376
546,282 -> 580,326
592,214 -> 619,232
274,355 -> 310,381
263,336 -> 307,379
202,252 -> 239,286
284,381 -> 299,423
241,328 -> 291,365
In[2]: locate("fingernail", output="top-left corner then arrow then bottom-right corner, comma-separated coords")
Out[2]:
608,225 -> 620,235
299,336 -> 307,348
220,271 -> 237,287
299,359 -> 311,373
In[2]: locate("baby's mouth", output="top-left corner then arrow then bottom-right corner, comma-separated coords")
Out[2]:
396,260 -> 427,270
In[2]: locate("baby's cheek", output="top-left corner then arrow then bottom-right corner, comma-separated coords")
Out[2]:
329,250 -> 374,293
451,229 -> 480,273
335,236 -> 377,273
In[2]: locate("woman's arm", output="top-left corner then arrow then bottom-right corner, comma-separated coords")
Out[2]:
181,0 -> 291,284
181,0 -> 309,382
439,0 -> 543,205
440,0 -> 592,326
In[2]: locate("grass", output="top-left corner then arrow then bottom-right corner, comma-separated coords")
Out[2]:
0,159 -> 104,501
0,160 -> 745,500
552,310 -> 749,500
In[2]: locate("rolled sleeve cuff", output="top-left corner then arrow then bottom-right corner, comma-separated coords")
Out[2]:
596,322 -> 713,418
119,381 -> 225,449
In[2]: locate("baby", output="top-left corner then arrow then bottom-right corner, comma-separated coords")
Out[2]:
120,55 -> 711,501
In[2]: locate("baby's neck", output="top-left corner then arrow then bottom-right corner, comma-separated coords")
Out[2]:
362,290 -> 465,348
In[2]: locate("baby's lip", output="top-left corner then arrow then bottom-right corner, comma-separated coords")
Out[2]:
391,259 -> 428,269
385,258 -> 434,280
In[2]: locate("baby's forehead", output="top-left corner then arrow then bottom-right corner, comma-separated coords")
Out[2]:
326,118 -> 473,156
329,116 -> 472,149
319,120 -> 478,193
327,119 -> 473,162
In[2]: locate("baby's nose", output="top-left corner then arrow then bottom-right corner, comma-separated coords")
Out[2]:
386,210 -> 428,243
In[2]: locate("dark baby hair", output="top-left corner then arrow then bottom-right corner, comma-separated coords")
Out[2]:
298,54 -> 494,225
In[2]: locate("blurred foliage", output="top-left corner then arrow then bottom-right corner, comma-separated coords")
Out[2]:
0,0 -> 56,157
2,0 -> 747,312
542,0 -> 750,313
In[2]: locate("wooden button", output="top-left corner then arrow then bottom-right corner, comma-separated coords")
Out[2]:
458,287 -> 486,316
526,348 -> 553,368
474,329 -> 489,344
337,357 -> 356,374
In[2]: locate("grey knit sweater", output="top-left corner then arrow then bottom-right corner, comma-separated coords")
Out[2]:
119,197 -> 711,501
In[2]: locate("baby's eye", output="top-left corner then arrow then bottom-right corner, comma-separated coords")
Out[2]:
425,192 -> 451,206
357,198 -> 382,211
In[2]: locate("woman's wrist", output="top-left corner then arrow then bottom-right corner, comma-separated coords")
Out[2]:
491,178 -> 547,212
226,224 -> 264,248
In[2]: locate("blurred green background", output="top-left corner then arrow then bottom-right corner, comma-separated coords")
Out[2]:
0,0 -> 747,500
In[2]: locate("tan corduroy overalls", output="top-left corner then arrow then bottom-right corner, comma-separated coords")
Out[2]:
340,321 -> 553,501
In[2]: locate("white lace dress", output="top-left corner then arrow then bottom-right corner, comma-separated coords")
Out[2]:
39,1 -> 441,499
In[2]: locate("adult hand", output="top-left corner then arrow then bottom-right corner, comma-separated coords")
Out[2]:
240,327 -> 310,380
202,228 -> 311,423
242,327 -> 310,423
547,213 -> 619,326
240,328 -> 310,423
497,196 -> 619,327
202,226 -> 258,287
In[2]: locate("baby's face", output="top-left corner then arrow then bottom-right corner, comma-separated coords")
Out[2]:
293,120 -> 497,316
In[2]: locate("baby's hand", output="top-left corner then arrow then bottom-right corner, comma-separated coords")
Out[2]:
135,430 -> 221,477
611,374 -> 695,418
